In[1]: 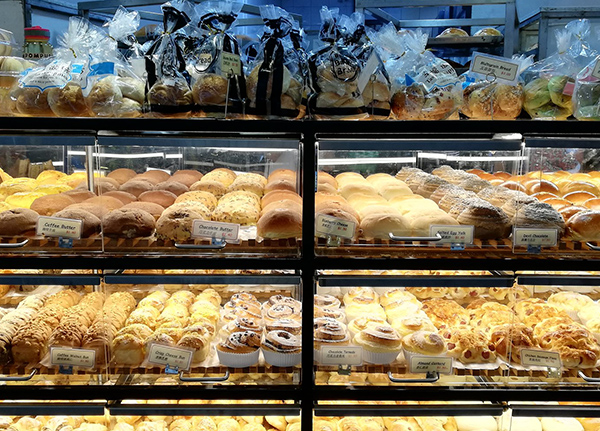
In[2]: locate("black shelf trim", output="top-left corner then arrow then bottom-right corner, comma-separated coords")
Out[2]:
516,275 -> 600,286
317,138 -> 522,152
104,275 -> 301,285
510,404 -> 600,417
0,402 -> 105,415
0,275 -> 100,285
108,402 -> 300,416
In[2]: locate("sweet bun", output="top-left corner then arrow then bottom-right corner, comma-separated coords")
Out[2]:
437,28 -> 469,37
120,179 -> 154,197
317,183 -> 337,194
0,208 -> 38,236
63,203 -> 107,219
340,183 -> 377,199
139,190 -> 177,208
107,168 -> 137,185
336,172 -> 367,187
566,210 -> 600,241
359,213 -> 411,240
175,191 -> 218,211
52,208 -> 101,237
543,197 -> 573,211
558,205 -> 586,222
528,179 -> 560,195
269,169 -> 296,182
265,178 -> 297,193
257,208 -> 302,239
102,191 -> 137,205
30,194 -> 76,216
156,202 -> 210,241
84,196 -> 123,211
154,181 -> 189,196
102,208 -> 155,238
87,177 -> 120,194
262,190 -> 302,208
583,197 -> 600,211
62,189 -> 96,203
316,200 -> 360,222
402,331 -> 446,355
260,199 -> 302,217
499,181 -> 526,193
561,181 -> 599,196
564,191 -> 597,205
201,168 -> 236,187
122,202 -> 165,221
540,418 -> 583,431
137,170 -> 171,184
317,171 -> 337,189
169,170 -> 203,187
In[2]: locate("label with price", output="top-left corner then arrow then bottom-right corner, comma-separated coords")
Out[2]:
51,347 -> 95,368
36,216 -> 82,239
320,346 -> 363,366
513,228 -> 558,247
521,349 -> 561,369
316,214 -> 355,240
430,225 -> 474,245
147,344 -> 193,371
409,356 -> 453,374
191,220 -> 240,241
221,52 -> 241,77
470,52 -> 520,85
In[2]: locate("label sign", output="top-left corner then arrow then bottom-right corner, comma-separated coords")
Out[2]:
191,220 -> 240,241
51,347 -> 95,368
521,349 -> 562,369
430,225 -> 474,245
36,216 -> 82,239
357,52 -> 380,93
470,52 -> 520,84
592,59 -> 600,80
147,344 -> 193,371
221,52 -> 241,77
320,346 -> 363,366
513,228 -> 558,247
409,356 -> 453,374
315,214 -> 355,240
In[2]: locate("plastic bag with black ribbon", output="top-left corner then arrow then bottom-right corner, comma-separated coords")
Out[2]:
307,6 -> 367,120
145,0 -> 195,117
190,0 -> 246,118
245,5 -> 304,119
340,12 -> 391,119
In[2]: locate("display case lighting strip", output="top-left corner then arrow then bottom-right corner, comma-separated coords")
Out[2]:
68,151 -> 181,159
318,157 -> 417,165
419,152 -> 448,160
447,156 -> 527,162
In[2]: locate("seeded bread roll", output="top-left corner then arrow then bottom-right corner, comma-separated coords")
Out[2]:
190,180 -> 226,199
155,202 -> 211,241
175,191 -> 218,211
53,208 -> 101,237
0,208 -> 38,236
102,191 -> 137,205
30,194 -> 76,216
102,208 -> 156,238
212,202 -> 260,226
107,168 -> 137,185
201,168 -> 236,187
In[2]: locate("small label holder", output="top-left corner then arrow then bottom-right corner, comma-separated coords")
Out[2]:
50,347 -> 96,369
36,216 -> 82,240
409,355 -> 453,374
470,52 -> 520,85
521,349 -> 562,377
315,214 -> 355,241
430,225 -> 474,249
147,344 -> 193,372
191,220 -> 240,242
513,228 -> 558,252
221,52 -> 242,77
357,52 -> 380,93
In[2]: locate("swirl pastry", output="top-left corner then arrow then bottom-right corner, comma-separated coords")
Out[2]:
266,318 -> 302,335
348,316 -> 388,337
223,302 -> 262,319
314,318 -> 349,350
391,315 -> 436,337
314,306 -> 345,323
314,294 -> 341,309
439,326 -> 497,363
380,289 -> 418,308
216,330 -> 261,368
402,330 -> 446,356
262,330 -> 301,354
263,295 -> 302,312
343,287 -> 379,306
264,303 -> 301,323
354,325 -> 402,353
219,317 -> 263,339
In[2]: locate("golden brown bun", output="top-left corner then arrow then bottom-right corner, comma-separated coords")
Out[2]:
83,196 -> 123,211
0,208 -> 38,236
192,73 -> 228,105
156,202 -> 210,241
107,168 -> 137,185
359,213 -> 411,240
137,170 -> 171,184
257,208 -> 302,239
315,191 -> 347,206
567,210 -> 600,241
561,181 -> 599,196
317,183 -> 337,194
169,170 -> 203,187
584,198 -> 600,211
120,179 -> 154,197
262,190 -> 302,209
190,180 -> 227,199
260,199 -> 302,217
318,171 -> 337,189
543,197 -> 573,211
532,191 -> 560,201
61,189 -> 96,203
268,169 -> 296,182
558,205 -> 586,222
437,28 -> 469,37
402,331 -> 446,355
499,181 -> 526,193
316,205 -> 359,238
265,178 -> 297,193
63,203 -> 107,219
564,191 -> 597,205
30,194 -> 76,216
122,202 -> 164,221
139,190 -> 177,208
316,200 -> 360,221
154,180 -> 189,196
527,179 -> 560,195
102,191 -> 137,205
102,208 -> 155,238
577,418 -> 600,431
53,208 -> 101,237
202,168 -> 236,186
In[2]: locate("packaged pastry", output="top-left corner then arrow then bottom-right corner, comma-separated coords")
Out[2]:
145,0 -> 195,117
372,23 -> 461,120
246,6 -> 303,119
190,0 -> 246,118
0,56 -> 35,116
307,7 -> 366,120
521,19 -> 597,120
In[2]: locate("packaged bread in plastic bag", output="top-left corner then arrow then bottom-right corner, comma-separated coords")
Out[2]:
145,0 -> 195,117
340,12 -> 390,119
460,53 -> 533,119
573,53 -> 600,120
190,0 -> 247,118
373,23 -> 461,120
83,7 -> 145,117
521,19 -> 597,120
246,5 -> 303,119
11,17 -> 103,117
307,7 -> 366,120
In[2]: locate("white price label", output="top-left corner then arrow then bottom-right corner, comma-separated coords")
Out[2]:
430,225 -> 474,245
320,346 -> 363,366
470,52 -> 520,85
221,52 -> 241,77
315,214 -> 355,240
191,220 -> 240,241
592,59 -> 600,80
521,349 -> 562,369
357,52 -> 380,93
51,347 -> 96,368
147,344 -> 193,371
36,216 -> 82,239
513,228 -> 558,247
409,356 -> 453,374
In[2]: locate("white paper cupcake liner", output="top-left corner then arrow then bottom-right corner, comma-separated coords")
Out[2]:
217,349 -> 260,368
262,349 -> 302,367
362,349 -> 400,365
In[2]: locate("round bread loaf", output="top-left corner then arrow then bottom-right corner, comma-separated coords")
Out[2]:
558,204 -> 586,222
584,197 -> 600,211
30,194 -> 76,216
260,199 -> 302,217
190,180 -> 226,198
84,196 -> 123,211
456,199 -> 511,239
82,177 -> 119,194
175,191 -> 218,211
102,191 -> 137,205
391,198 -> 439,215
262,190 -> 302,208
265,178 -> 297,193
201,168 -> 236,187
316,200 -> 360,221
122,202 -> 165,221
219,190 -> 261,207
543,197 -> 574,211
561,181 -> 599,196
137,170 -> 171,184
527,179 -> 560,195
53,208 -> 101,237
317,171 -> 337,189
139,190 -> 177,208
107,168 -> 137,185
257,208 -> 302,239
339,183 -> 377,199
336,172 -> 366,187
499,181 -> 527,193
0,208 -> 38,236
268,169 -> 296,182
5,191 -> 47,208
564,191 -> 597,205
63,203 -> 108,219
154,180 -> 189,196
317,183 -> 337,194
102,208 -> 155,238
531,191 -> 560,201
359,213 -> 411,240
156,202 -> 211,241
566,210 -> 600,241
169,170 -> 203,187
61,189 -> 96,203
120,179 -> 154,197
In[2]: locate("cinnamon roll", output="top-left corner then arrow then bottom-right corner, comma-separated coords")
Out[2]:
263,295 -> 302,312
343,287 -> 379,306
314,306 -> 345,323
262,329 -> 302,367
219,317 -> 263,340
216,330 -> 261,367
314,318 -> 349,350
264,303 -> 301,323
314,294 -> 341,309
266,318 -> 302,335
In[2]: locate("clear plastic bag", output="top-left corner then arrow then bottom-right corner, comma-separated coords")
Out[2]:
145,0 -> 195,117
307,7 -> 366,120
521,19 -> 597,120
0,28 -> 18,57
246,5 -> 303,119
0,57 -> 36,116
190,0 -> 246,118
573,55 -> 600,121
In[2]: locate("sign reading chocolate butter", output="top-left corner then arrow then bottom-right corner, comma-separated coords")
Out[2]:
147,344 -> 193,371
521,349 -> 562,369
470,52 -> 520,85
316,214 -> 355,240
221,52 -> 241,77
320,346 -> 363,366
409,356 -> 453,374
430,225 -> 474,245
50,347 -> 95,368
592,59 -> 600,80
513,228 -> 558,247
36,216 -> 82,239
191,220 -> 240,241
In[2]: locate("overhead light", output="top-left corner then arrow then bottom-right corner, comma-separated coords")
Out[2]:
419,152 -> 448,160
318,157 -> 417,165
447,156 -> 527,162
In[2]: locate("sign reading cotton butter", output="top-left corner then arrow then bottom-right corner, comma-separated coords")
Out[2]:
221,52 -> 241,77
36,216 -> 82,239
430,225 -> 474,245
470,52 -> 520,85
147,344 -> 192,371
50,347 -> 95,368
191,220 -> 239,241
521,349 -> 561,369
513,228 -> 558,247
320,346 -> 363,366
316,214 -> 355,240
409,356 -> 453,374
